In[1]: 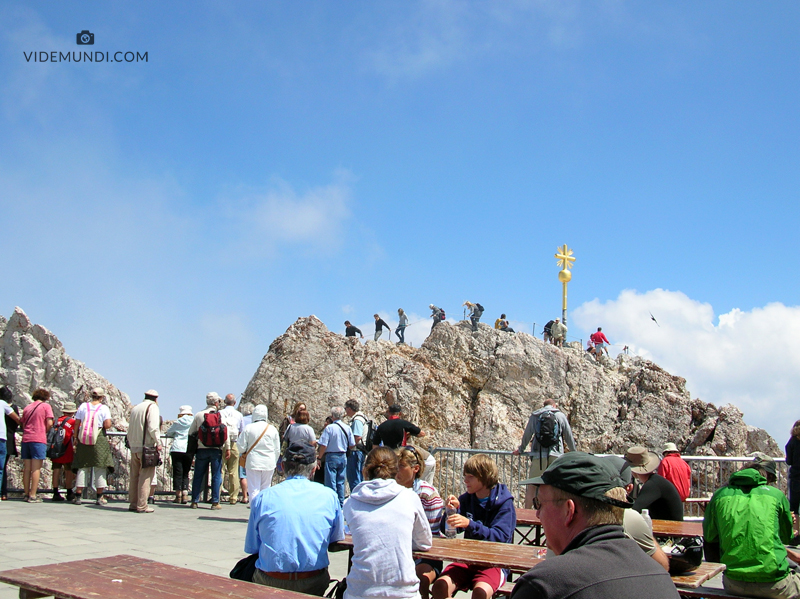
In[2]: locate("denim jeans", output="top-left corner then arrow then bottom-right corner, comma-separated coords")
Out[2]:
347,450 -> 364,492
324,452 -> 347,507
395,326 -> 405,343
0,443 -> 6,495
192,448 -> 223,504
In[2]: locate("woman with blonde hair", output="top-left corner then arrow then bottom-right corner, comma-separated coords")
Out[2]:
396,446 -> 445,599
785,420 -> 800,540
344,447 -> 432,599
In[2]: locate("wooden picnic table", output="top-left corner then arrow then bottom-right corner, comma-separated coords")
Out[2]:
651,519 -> 703,538
0,555 -> 300,599
515,509 -> 702,540
332,535 -> 544,573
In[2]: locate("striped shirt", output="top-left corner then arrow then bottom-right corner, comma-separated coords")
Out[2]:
414,478 -> 445,536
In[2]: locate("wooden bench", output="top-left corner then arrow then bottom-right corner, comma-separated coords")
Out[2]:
0,555 -> 306,599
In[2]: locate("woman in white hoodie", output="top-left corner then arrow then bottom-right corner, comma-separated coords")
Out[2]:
344,447 -> 433,599
236,405 -> 280,503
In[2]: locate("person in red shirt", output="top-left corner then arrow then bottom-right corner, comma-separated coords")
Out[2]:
657,442 -> 692,501
50,402 -> 77,502
589,327 -> 610,360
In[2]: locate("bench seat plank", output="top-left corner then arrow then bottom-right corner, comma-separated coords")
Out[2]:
0,555 -> 308,599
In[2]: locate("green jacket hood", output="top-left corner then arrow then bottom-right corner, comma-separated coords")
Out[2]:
729,468 -> 767,488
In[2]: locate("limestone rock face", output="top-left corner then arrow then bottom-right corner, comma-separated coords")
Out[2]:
1,307 -> 133,490
242,316 -> 779,457
0,307 -> 131,423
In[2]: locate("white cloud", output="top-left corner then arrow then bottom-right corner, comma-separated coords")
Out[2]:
573,289 -> 800,444
226,170 -> 353,257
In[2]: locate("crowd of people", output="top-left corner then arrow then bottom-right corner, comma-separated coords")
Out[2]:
5,384 -> 800,599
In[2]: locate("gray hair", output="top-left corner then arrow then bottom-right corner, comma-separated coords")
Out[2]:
283,461 -> 316,479
240,403 -> 255,416
331,406 -> 345,420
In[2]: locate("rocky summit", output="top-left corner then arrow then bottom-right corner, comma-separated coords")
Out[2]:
242,316 -> 779,456
0,307 -> 131,423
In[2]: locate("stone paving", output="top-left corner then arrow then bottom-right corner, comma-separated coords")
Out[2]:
0,494 -> 350,599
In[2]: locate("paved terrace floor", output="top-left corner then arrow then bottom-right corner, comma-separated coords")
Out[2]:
0,495 -> 350,599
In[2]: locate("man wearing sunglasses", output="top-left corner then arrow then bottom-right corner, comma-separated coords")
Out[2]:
511,452 -> 679,599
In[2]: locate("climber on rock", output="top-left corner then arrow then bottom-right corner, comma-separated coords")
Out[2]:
344,321 -> 364,339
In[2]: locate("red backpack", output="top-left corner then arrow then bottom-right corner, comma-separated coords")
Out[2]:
198,410 -> 227,447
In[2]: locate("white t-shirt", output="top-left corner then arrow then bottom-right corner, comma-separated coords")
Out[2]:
0,400 -> 12,441
75,402 -> 112,426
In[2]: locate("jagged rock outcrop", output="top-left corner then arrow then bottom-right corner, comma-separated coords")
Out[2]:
0,307 -> 131,423
242,316 -> 779,457
1,307 -> 133,489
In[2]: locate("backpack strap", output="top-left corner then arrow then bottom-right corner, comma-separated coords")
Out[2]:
22,401 -> 43,426
242,423 -> 270,459
141,403 -> 153,447
334,421 -> 350,448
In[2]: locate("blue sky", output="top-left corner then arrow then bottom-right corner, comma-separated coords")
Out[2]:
1,2 -> 798,448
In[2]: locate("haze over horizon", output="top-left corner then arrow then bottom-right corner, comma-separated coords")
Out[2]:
1,2 -> 797,449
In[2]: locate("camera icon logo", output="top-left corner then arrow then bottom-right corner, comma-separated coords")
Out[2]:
76,30 -> 95,45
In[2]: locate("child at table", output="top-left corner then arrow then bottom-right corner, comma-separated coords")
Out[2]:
431,454 -> 516,599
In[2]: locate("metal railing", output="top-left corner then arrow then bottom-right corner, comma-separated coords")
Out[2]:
430,447 -> 788,514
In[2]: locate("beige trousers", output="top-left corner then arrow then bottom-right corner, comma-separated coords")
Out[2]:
222,444 -> 240,502
723,573 -> 800,599
129,451 -> 156,512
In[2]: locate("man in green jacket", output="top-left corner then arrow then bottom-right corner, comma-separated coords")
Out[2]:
704,458 -> 800,598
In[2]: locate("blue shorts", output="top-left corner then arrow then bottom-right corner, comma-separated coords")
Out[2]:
21,442 -> 47,460
239,466 -> 246,479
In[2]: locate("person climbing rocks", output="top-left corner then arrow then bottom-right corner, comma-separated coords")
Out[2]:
543,319 -> 555,344
494,314 -> 507,330
464,301 -> 484,332
430,305 -> 445,331
373,314 -> 391,341
344,321 -> 363,339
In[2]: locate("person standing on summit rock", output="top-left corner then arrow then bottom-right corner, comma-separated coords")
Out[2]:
396,308 -> 409,344
550,319 -> 567,347
589,328 -> 610,359
373,314 -> 391,341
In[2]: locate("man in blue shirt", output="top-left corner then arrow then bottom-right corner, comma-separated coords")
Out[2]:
318,406 -> 356,507
245,441 -> 344,595
344,400 -> 366,492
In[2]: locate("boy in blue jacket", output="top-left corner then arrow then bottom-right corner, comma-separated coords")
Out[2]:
432,454 -> 517,599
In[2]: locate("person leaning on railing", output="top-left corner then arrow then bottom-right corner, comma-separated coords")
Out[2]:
72,387 -> 114,506
164,405 -> 194,504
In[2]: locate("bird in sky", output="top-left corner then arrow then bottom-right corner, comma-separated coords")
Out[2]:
650,312 -> 659,327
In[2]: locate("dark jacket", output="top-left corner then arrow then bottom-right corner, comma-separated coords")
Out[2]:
631,473 -> 684,521
511,524 -> 679,599
786,436 -> 800,480
457,483 -> 516,543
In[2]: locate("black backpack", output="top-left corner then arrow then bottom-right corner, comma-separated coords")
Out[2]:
534,410 -> 560,449
355,415 -> 377,454
46,419 -> 69,459
475,303 -> 484,316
